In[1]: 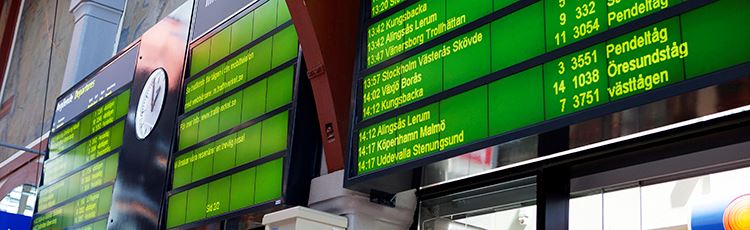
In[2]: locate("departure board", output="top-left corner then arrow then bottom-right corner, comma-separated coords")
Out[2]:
47,91 -> 129,159
350,0 -> 750,176
72,219 -> 108,230
34,88 -> 128,229
32,186 -> 114,230
167,158 -> 283,227
37,153 -> 119,211
167,0 -> 299,228
43,118 -> 125,183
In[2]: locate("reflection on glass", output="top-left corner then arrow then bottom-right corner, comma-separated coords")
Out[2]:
0,184 -> 37,216
603,188 -> 641,230
641,179 -> 696,229
570,76 -> 750,148
569,166 -> 750,230
420,177 -> 537,230
424,206 -> 537,230
569,193 -> 602,230
422,136 -> 538,186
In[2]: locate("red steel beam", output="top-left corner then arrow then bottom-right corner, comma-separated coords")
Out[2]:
285,0 -> 360,172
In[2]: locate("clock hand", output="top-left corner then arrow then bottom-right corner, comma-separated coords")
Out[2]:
150,81 -> 156,111
151,86 -> 161,112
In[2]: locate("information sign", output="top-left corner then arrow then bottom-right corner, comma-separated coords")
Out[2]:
34,48 -> 135,230
351,0 -> 750,177
166,0 -> 301,228
32,186 -> 114,230
51,48 -> 136,131
37,153 -> 119,212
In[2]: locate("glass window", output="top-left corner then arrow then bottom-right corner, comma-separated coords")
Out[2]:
0,184 -> 37,216
570,166 -> 750,230
602,188 -> 640,230
569,193 -> 602,230
422,136 -> 538,186
425,206 -> 537,230
420,177 -> 537,230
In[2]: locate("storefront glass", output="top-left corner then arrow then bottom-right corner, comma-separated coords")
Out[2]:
570,167 -> 750,230
420,177 -> 537,230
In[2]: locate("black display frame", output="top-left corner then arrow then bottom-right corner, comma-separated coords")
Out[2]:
36,4 -> 195,229
162,1 -> 320,228
344,0 -> 750,190
32,43 -> 141,230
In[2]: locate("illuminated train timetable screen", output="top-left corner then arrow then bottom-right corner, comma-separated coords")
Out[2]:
349,0 -> 750,178
33,90 -> 130,230
165,0 -> 302,228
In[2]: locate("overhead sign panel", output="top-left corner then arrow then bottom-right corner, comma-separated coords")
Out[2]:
33,46 -> 137,230
348,0 -> 750,183
35,3 -> 193,228
166,0 -> 317,228
192,0 -> 257,40
51,48 -> 137,132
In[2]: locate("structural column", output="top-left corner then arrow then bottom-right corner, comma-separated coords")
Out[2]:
61,0 -> 124,92
537,127 -> 571,230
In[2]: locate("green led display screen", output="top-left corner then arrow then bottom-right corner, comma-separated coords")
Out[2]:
190,0 -> 291,76
371,0 -> 405,17
72,219 -> 108,230
173,112 -> 288,188
48,90 -> 129,158
179,66 -> 293,150
168,0 -> 298,228
366,0 -> 684,68
34,88 -> 129,229
184,26 -> 298,112
354,0 -> 750,175
362,0 -> 694,118
43,120 -> 125,183
166,158 -> 283,228
37,153 -> 119,212
32,186 -> 114,230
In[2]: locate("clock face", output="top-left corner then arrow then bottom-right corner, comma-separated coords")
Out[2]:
135,68 -> 167,140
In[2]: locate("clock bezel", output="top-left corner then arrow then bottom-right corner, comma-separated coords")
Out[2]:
135,68 -> 168,140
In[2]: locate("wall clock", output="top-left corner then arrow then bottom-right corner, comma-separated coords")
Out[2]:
135,68 -> 167,140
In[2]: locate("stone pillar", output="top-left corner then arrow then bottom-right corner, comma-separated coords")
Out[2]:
307,171 -> 417,230
61,0 -> 124,92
